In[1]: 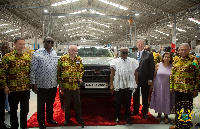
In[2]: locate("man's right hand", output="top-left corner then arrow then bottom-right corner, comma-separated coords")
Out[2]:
110,85 -> 114,94
170,89 -> 174,94
4,86 -> 10,95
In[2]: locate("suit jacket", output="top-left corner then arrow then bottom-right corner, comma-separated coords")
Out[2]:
137,50 -> 155,83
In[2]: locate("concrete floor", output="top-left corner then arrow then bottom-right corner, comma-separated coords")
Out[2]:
4,91 -> 200,129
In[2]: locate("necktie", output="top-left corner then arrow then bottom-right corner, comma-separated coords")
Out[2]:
137,52 -> 140,61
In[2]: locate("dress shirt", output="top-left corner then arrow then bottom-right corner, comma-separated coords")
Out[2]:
110,57 -> 139,91
57,54 -> 84,90
30,48 -> 58,89
170,54 -> 200,93
0,49 -> 31,92
137,49 -> 144,60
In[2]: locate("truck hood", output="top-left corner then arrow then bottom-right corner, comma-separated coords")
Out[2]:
81,57 -> 114,65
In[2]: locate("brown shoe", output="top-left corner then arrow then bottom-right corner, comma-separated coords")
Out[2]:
156,113 -> 161,122
164,118 -> 169,124
169,125 -> 177,129
164,114 -> 169,124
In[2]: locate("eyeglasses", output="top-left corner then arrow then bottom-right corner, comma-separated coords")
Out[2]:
46,40 -> 54,44
121,52 -> 128,54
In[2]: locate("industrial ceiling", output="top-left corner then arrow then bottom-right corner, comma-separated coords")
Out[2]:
0,0 -> 200,46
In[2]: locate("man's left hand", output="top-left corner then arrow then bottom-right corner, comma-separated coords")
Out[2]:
79,78 -> 83,84
193,90 -> 198,98
148,81 -> 153,86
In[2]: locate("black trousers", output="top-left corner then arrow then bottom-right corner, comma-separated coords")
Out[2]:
8,90 -> 30,129
0,88 -> 6,126
133,79 -> 150,115
37,87 -> 57,125
174,91 -> 193,129
64,89 -> 82,120
115,88 -> 132,118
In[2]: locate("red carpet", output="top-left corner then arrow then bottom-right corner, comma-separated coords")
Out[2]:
27,88 -> 159,127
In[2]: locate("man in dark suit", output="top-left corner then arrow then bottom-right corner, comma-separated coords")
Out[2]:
131,40 -> 155,119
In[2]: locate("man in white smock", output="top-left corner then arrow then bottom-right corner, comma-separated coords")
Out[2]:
110,47 -> 138,125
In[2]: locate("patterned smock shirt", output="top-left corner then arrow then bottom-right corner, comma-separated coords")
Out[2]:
0,49 -> 31,92
110,57 -> 139,91
170,54 -> 200,93
57,54 -> 84,90
30,48 -> 58,89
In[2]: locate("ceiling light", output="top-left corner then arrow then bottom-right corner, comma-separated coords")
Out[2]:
99,0 -> 128,10
176,28 -> 186,32
195,36 -> 197,38
89,9 -> 105,15
110,18 -> 117,20
70,9 -> 86,14
0,24 -> 8,27
58,16 -> 65,18
135,13 -> 139,16
51,0 -> 79,6
167,25 -> 186,32
188,18 -> 200,24
44,9 -> 48,13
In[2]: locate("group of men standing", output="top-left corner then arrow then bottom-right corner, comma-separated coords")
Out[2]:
0,37 -> 199,129
0,37 -> 84,129
110,40 -> 200,129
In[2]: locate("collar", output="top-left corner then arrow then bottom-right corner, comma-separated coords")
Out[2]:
180,54 -> 190,60
43,48 -> 53,53
120,57 -> 128,62
14,49 -> 23,55
138,49 -> 144,55
67,54 -> 77,60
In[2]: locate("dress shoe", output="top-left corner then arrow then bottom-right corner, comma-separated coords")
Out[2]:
64,120 -> 70,125
169,125 -> 177,129
2,124 -> 11,129
143,114 -> 148,119
39,124 -> 46,129
164,118 -> 169,124
76,118 -> 84,128
76,118 -> 84,125
126,117 -> 132,125
115,117 -> 120,123
196,123 -> 200,126
47,119 -> 57,124
131,112 -> 139,116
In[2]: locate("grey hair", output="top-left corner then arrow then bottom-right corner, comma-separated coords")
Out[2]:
179,43 -> 190,49
69,45 -> 77,49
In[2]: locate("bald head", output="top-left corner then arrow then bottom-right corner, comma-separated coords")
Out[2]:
68,45 -> 78,59
69,45 -> 77,50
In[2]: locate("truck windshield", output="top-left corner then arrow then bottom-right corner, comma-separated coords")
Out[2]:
77,47 -> 113,57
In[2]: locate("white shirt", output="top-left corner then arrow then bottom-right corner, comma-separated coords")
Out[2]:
30,48 -> 58,89
110,57 -> 139,91
137,49 -> 144,58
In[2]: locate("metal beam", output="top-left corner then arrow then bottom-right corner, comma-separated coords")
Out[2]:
43,13 -> 130,19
